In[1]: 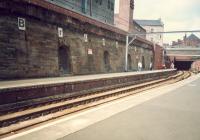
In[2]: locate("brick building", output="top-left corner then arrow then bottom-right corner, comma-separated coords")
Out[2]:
114,0 -> 134,32
0,0 -> 154,79
132,20 -> 146,39
172,34 -> 200,47
135,19 -> 164,46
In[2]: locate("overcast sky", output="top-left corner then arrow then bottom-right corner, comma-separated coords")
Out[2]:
134,0 -> 200,44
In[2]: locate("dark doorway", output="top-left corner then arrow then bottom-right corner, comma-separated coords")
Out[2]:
128,54 -> 132,71
142,56 -> 145,69
151,57 -> 153,64
88,55 -> 95,72
174,61 -> 193,70
104,51 -> 110,72
136,58 -> 139,71
58,46 -> 71,74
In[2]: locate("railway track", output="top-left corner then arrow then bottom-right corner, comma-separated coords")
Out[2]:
0,71 -> 192,137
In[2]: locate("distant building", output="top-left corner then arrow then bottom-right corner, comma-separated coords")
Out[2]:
114,0 -> 134,32
135,19 -> 164,46
114,0 -> 146,37
45,0 -> 115,24
184,34 -> 200,47
163,43 -> 170,48
172,34 -> 200,47
132,20 -> 146,39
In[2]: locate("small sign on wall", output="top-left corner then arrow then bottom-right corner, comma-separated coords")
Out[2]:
88,48 -> 93,55
116,41 -> 118,48
102,38 -> 105,46
84,34 -> 88,42
134,47 -> 137,52
18,17 -> 26,31
58,27 -> 63,38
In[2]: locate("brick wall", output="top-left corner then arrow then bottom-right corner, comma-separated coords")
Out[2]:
191,61 -> 200,72
0,0 -> 153,79
154,45 -> 164,69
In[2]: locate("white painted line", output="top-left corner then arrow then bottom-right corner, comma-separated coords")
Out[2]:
2,74 -> 200,140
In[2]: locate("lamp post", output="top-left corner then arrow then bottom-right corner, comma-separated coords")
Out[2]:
125,35 -> 136,71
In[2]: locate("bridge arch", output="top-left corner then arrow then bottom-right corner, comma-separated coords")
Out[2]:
174,60 -> 193,70
128,54 -> 132,71
142,56 -> 145,69
103,51 -> 110,72
58,46 -> 71,74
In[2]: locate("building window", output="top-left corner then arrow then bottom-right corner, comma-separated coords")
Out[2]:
130,0 -> 134,9
99,0 -> 102,5
111,2 -> 114,11
108,0 -> 111,9
81,0 -> 87,13
96,0 -> 102,5
142,56 -> 145,69
151,28 -> 154,33
104,51 -> 110,72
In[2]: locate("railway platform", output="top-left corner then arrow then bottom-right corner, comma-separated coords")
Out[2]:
2,72 -> 200,140
0,70 -> 175,89
0,70 -> 175,105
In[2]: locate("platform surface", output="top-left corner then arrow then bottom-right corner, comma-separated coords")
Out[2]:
2,73 -> 200,140
61,74 -> 200,140
0,69 -> 174,89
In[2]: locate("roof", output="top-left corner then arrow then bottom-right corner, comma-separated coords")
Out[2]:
135,19 -> 164,26
132,20 -> 146,32
187,34 -> 200,40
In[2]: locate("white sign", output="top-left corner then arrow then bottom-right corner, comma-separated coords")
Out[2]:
58,27 -> 63,38
88,49 -> 93,55
18,17 -> 26,31
102,38 -> 105,46
116,41 -> 118,48
134,47 -> 137,52
84,34 -> 88,42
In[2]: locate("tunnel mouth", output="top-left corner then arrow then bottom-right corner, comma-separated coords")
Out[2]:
174,61 -> 193,70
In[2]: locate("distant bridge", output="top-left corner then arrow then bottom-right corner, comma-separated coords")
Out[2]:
165,47 -> 200,70
165,47 -> 200,61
